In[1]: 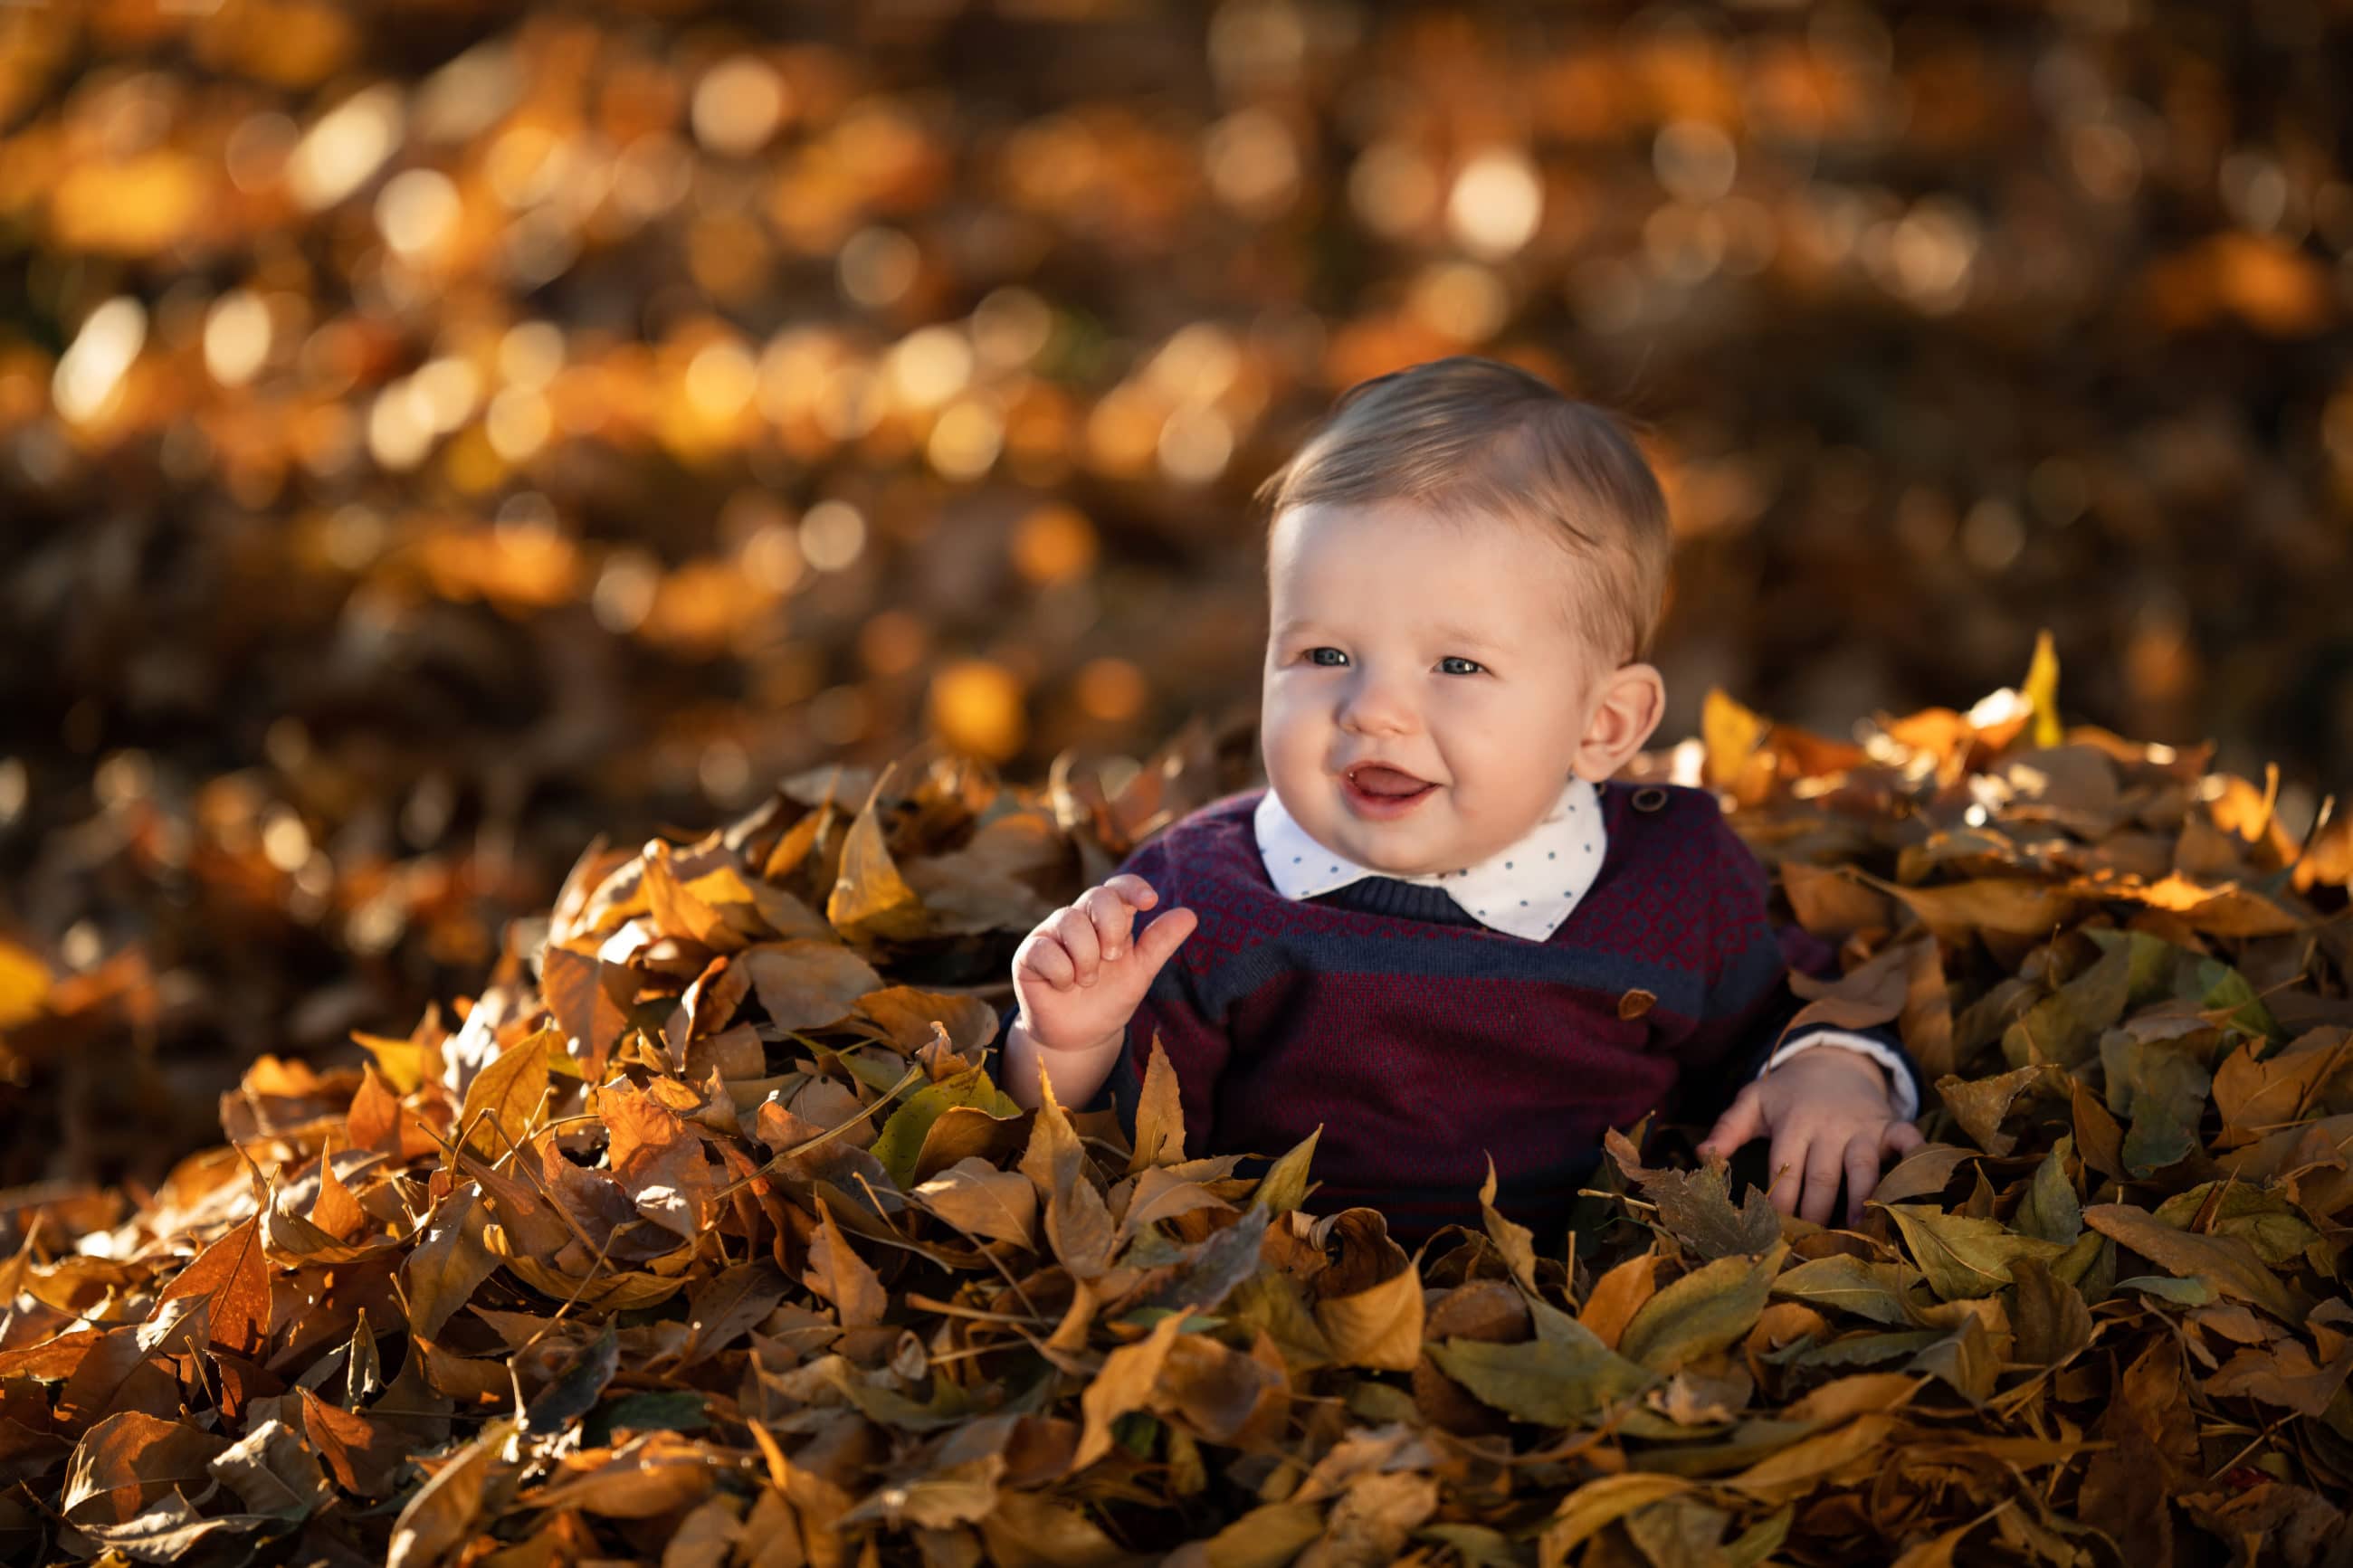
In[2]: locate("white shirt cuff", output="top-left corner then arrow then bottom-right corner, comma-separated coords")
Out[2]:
1758,1029 -> 1920,1121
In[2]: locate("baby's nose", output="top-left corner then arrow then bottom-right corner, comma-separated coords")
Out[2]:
1337,673 -> 1417,735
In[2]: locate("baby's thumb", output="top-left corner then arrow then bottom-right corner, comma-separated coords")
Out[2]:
1127,906 -> 1197,987
1698,1082 -> 1765,1161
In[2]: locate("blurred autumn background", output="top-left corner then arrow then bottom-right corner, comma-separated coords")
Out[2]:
5,0 -> 2350,1190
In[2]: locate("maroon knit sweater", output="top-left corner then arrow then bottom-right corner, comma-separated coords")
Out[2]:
1073,781 -> 1917,1246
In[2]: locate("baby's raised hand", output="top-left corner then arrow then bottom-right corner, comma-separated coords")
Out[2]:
1012,874 -> 1198,1056
1697,1049 -> 1924,1228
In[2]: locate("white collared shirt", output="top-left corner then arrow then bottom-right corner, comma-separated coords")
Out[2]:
1251,780 -> 1920,1118
1255,776 -> 1607,943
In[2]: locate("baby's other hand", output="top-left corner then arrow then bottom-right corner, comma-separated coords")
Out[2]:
1011,874 -> 1197,1056
1697,1049 -> 1923,1228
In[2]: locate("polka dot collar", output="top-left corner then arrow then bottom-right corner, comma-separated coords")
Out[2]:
1252,777 -> 1608,942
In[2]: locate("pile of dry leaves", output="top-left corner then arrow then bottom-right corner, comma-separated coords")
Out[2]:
3,647 -> 2351,1566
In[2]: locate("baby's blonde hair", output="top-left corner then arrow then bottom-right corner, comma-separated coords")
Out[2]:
1254,356 -> 1671,663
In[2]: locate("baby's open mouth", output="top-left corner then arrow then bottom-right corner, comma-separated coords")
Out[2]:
1341,763 -> 1437,813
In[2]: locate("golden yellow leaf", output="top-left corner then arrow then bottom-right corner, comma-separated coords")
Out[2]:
2022,628 -> 2062,750
826,795 -> 929,941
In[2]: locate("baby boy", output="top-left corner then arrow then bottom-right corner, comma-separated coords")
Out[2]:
1002,356 -> 1924,1246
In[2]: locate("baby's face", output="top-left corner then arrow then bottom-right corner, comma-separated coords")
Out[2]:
1262,498 -> 1616,878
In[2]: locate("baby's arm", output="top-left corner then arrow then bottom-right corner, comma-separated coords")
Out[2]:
1757,1029 -> 1919,1117
1004,873 -> 1197,1111
1681,819 -> 1925,1225
1000,1019 -> 1125,1113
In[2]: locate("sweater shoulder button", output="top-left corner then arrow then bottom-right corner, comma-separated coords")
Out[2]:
1631,785 -> 1669,813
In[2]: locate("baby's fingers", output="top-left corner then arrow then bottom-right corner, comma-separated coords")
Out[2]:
1843,1133 -> 1882,1229
1076,884 -> 1139,964
1047,906 -> 1103,986
1088,875 -> 1167,962
1103,873 -> 1161,911
1697,1081 -> 1765,1162
1014,929 -> 1077,990
1764,1131 -> 1807,1218
1800,1137 -> 1846,1226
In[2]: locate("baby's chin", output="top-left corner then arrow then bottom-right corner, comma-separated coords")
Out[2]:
1319,820 -> 1462,878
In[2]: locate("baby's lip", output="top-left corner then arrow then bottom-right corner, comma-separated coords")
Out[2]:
1340,761 -> 1435,788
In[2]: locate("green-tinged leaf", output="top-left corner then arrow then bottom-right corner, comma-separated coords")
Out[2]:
2014,1136 -> 2082,1244
2100,1029 -> 2210,1175
1879,1203 -> 2066,1300
1907,1315 -> 1997,1405
1619,1242 -> 1787,1373
1540,1474 -> 1698,1560
1414,1522 -> 1523,1568
1780,1330 -> 1946,1373
2114,1274 -> 2215,1307
1427,1322 -> 1656,1426
2000,936 -> 2147,1069
1724,1504 -> 1796,1568
2082,928 -> 2278,1042
1770,1254 -> 1926,1326
2082,1202 -> 2303,1322
2176,947 -> 2281,1044
1252,1126 -> 1321,1216
871,1069 -> 1020,1188
843,1369 -> 990,1431
2047,1230 -> 2111,1296
2150,1181 -> 2319,1264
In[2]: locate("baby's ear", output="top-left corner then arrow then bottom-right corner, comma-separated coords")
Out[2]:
1571,662 -> 1665,780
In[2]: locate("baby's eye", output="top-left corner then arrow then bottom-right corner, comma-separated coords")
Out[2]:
1438,656 -> 1486,676
1305,647 -> 1348,667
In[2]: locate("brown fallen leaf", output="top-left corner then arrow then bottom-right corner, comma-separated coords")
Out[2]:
2082,1202 -> 2306,1324
62,1411 -> 231,1525
149,1214 -> 272,1360
803,1197 -> 888,1329
742,941 -> 885,1033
